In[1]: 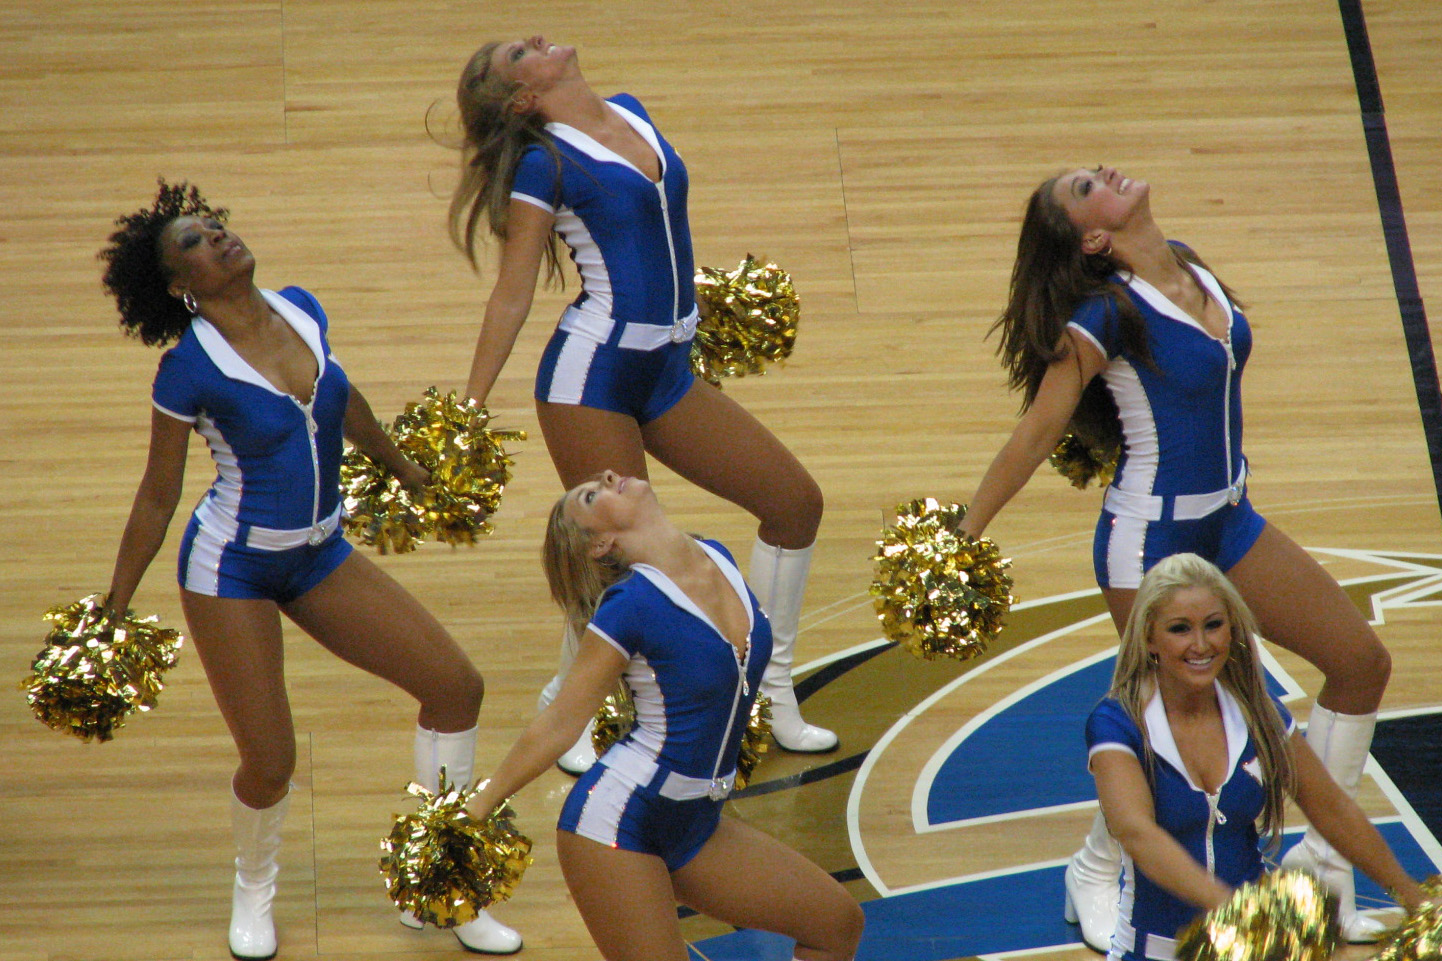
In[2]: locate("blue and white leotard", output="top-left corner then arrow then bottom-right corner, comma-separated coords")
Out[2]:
1068,252 -> 1266,588
511,93 -> 698,423
153,286 -> 353,601
558,539 -> 771,870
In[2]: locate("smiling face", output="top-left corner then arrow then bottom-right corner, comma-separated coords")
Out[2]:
159,214 -> 254,300
487,35 -> 579,95
1147,585 -> 1232,693
1052,165 -> 1150,251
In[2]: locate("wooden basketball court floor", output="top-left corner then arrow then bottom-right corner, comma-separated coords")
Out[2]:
1,1 -> 1439,959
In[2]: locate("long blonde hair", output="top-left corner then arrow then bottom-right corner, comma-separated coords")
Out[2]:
1109,553 -> 1295,848
446,41 -> 564,282
541,489 -> 628,630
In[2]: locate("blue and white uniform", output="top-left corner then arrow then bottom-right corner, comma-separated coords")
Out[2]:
1086,688 -> 1295,961
511,93 -> 698,423
558,539 -> 771,871
153,286 -> 354,602
1068,250 -> 1266,589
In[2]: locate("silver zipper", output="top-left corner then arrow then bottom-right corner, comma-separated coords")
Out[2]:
294,399 -> 324,543
1204,792 -> 1226,874
707,637 -> 750,801
655,179 -> 683,332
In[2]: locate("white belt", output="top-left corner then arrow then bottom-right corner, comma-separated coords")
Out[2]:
601,742 -> 735,802
558,304 -> 699,351
244,503 -> 343,551
1104,461 -> 1248,523
1113,918 -> 1175,961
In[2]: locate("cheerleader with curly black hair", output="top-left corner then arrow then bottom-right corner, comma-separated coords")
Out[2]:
98,180 -> 521,959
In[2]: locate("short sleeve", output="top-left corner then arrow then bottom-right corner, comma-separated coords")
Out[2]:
588,576 -> 645,659
151,348 -> 198,423
277,286 -> 329,334
1067,294 -> 1122,360
510,145 -> 562,213
1086,698 -> 1143,765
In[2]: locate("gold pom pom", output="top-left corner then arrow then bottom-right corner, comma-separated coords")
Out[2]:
1049,432 -> 1119,490
379,771 -> 533,928
19,593 -> 184,742
342,388 -> 526,554
1374,876 -> 1442,961
690,256 -> 799,385
589,685 -> 771,789
590,683 -> 636,759
870,498 -> 1015,661
1176,870 -> 1338,961
733,693 -> 772,790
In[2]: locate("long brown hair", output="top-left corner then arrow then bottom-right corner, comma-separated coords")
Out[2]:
1109,553 -> 1294,849
446,41 -> 565,283
991,174 -> 1239,454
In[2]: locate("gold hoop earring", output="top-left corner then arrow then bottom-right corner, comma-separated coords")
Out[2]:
181,290 -> 199,314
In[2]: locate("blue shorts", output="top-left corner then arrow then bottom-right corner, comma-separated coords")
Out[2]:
177,514 -> 353,603
1093,495 -> 1267,590
535,330 -> 695,424
558,757 -> 723,872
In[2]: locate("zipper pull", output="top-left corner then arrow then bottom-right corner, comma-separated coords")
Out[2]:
742,678 -> 749,696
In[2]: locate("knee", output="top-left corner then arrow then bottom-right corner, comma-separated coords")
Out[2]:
238,744 -> 296,802
440,662 -> 486,720
764,476 -> 824,549
803,893 -> 865,960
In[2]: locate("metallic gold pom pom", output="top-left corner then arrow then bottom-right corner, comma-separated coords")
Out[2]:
342,387 -> 526,554
690,256 -> 799,385
590,682 -> 636,760
19,593 -> 184,742
733,693 -> 772,790
379,771 -> 533,928
870,498 -> 1015,661
1176,870 -> 1338,961
590,684 -> 771,789
1374,876 -> 1442,961
1049,432 -> 1119,490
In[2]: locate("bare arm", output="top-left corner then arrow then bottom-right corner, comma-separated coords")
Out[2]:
1289,731 -> 1424,911
467,629 -> 627,817
464,200 -> 556,405
959,329 -> 1106,538
105,409 -> 191,614
1092,749 -> 1234,913
342,384 -> 428,491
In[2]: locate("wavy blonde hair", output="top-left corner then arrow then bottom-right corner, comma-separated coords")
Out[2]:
541,486 -> 628,630
445,41 -> 564,282
1109,553 -> 1295,848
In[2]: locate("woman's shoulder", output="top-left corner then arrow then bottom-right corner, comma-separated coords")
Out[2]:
1086,696 -> 1143,747
607,92 -> 648,119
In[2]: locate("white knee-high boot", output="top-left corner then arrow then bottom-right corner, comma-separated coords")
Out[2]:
402,725 -> 523,955
229,788 -> 290,961
750,538 -> 838,753
1063,808 -> 1122,953
538,622 -> 596,775
1279,705 -> 1389,943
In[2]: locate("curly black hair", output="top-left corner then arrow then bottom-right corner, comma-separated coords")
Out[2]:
98,179 -> 228,347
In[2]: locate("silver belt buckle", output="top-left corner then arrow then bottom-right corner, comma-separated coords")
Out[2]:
707,778 -> 727,801
670,313 -> 695,344
307,525 -> 327,546
1227,481 -> 1244,507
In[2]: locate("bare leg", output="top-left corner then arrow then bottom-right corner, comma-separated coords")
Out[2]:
180,591 -> 295,808
1227,523 -> 1392,942
555,831 -> 690,961
535,400 -> 651,488
672,816 -> 864,961
1224,523 -> 1390,714
641,379 -> 822,549
282,551 -> 484,732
